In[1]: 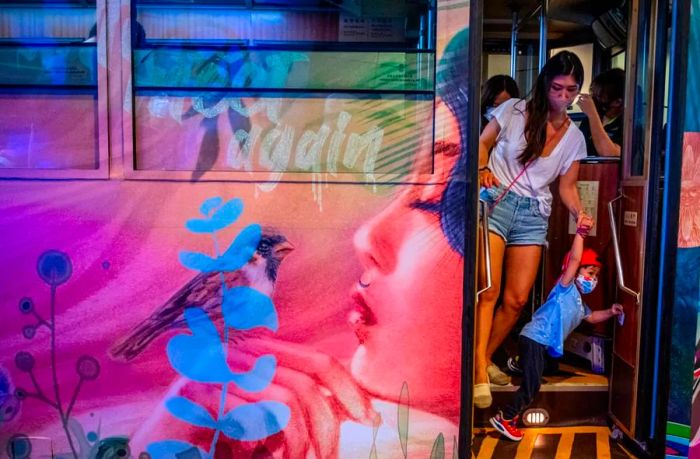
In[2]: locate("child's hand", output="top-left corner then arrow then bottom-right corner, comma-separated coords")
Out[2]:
576,213 -> 594,236
611,303 -> 624,315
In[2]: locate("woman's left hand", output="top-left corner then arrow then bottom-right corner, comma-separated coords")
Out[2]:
576,94 -> 598,119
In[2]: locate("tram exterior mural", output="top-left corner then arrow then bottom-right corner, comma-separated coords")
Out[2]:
668,0 -> 700,457
0,1 -> 470,457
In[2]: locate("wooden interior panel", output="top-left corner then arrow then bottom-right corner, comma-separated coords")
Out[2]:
544,161 -> 620,337
614,185 -> 645,368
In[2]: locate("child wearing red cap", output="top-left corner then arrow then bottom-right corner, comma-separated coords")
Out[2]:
489,215 -> 623,441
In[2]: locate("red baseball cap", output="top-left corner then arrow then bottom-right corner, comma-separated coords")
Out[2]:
562,248 -> 602,271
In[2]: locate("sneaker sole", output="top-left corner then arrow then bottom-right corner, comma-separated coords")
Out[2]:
489,417 -> 523,442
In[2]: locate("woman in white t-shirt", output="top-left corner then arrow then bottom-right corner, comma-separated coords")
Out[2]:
474,51 -> 592,409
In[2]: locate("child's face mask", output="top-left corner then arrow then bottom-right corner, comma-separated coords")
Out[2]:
575,274 -> 597,294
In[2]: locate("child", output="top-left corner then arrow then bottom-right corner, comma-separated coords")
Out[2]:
489,215 -> 623,441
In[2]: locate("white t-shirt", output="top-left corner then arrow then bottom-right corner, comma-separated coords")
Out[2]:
488,98 -> 587,217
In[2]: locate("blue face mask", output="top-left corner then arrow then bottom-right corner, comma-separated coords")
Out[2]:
575,274 -> 597,294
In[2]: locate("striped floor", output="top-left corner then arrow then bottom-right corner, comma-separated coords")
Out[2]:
472,426 -> 636,458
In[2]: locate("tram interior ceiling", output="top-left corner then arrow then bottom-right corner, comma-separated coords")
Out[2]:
483,0 -> 627,45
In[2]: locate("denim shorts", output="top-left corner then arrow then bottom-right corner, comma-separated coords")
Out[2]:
479,185 -> 549,246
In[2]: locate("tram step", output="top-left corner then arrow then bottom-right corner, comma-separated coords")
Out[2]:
474,363 -> 609,427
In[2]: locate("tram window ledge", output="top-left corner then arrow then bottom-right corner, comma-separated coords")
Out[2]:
580,155 -> 621,164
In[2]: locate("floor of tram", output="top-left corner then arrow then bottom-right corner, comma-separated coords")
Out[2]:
471,425 -> 637,458
472,360 -> 635,457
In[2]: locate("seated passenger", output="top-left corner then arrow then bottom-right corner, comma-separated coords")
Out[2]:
480,74 -> 520,132
576,68 -> 625,156
488,215 -> 623,441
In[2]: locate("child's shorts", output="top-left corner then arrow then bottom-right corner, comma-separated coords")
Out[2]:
479,185 -> 549,246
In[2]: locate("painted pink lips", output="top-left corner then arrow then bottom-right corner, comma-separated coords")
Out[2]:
348,289 -> 377,344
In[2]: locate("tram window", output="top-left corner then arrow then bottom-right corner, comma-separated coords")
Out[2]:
127,0 -> 437,180
0,0 -> 103,176
611,51 -> 626,70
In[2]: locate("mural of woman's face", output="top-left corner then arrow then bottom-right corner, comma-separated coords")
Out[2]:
349,141 -> 463,420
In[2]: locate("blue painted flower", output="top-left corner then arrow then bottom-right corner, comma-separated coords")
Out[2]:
76,355 -> 100,381
36,250 -> 72,286
14,352 -> 35,373
18,298 -> 33,314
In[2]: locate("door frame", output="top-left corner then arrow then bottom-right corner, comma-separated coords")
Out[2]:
458,0 -> 484,455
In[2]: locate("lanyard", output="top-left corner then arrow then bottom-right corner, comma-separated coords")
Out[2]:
488,117 -> 570,211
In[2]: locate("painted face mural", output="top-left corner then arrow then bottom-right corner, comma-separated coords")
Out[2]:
0,2 -> 470,458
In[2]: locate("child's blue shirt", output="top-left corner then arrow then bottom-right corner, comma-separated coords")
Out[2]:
520,281 -> 592,357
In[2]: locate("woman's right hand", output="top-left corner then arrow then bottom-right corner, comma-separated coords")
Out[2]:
479,168 -> 500,188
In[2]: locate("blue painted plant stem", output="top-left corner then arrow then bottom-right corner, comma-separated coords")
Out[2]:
209,234 -> 228,457
49,283 -> 79,459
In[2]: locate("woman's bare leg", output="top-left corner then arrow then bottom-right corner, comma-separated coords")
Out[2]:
486,244 -> 542,362
475,229 -> 506,385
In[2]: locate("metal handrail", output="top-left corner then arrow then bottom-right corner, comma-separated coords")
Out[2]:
477,199 -> 493,296
608,195 -> 641,303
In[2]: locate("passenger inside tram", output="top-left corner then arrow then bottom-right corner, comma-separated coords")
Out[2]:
475,50 -> 590,409
480,74 -> 520,132
488,216 -> 623,442
576,68 -> 626,156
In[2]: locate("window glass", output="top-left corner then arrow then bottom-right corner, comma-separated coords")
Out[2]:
0,0 -> 99,171
130,0 -> 437,179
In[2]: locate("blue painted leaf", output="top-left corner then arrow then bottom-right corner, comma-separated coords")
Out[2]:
186,199 -> 244,233
147,440 -> 204,459
184,308 -> 219,340
166,312 -> 234,383
222,287 -> 278,332
199,197 -> 223,217
165,396 -> 217,429
215,224 -> 261,272
219,401 -> 290,441
230,355 -> 276,392
209,198 -> 244,228
179,251 -> 216,272
176,447 -> 205,459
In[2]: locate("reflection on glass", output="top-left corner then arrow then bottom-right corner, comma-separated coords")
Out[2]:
630,0 -> 653,177
0,0 -> 98,170
131,0 -> 437,178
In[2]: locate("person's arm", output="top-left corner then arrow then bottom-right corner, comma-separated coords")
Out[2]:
585,303 -> 624,324
560,234 -> 584,287
558,160 -> 585,220
478,118 -> 501,187
577,95 -> 621,157
560,214 -> 593,286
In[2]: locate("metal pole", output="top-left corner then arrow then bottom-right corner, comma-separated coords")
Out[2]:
538,0 -> 548,70
510,9 -> 518,77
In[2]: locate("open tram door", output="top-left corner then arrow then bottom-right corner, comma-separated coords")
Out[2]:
607,0 -> 688,455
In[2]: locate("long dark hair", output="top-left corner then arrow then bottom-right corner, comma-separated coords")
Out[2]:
435,28 -> 469,256
521,51 -> 584,164
480,74 -> 519,117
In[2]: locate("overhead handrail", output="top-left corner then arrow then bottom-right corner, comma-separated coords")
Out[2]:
608,195 -> 641,304
477,199 -> 493,296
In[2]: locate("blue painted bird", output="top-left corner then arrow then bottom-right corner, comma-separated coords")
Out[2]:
110,230 -> 293,362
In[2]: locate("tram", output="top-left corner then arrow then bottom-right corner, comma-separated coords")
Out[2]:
0,0 -> 697,458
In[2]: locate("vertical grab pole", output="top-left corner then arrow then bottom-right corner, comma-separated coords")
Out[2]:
477,200 -> 493,296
